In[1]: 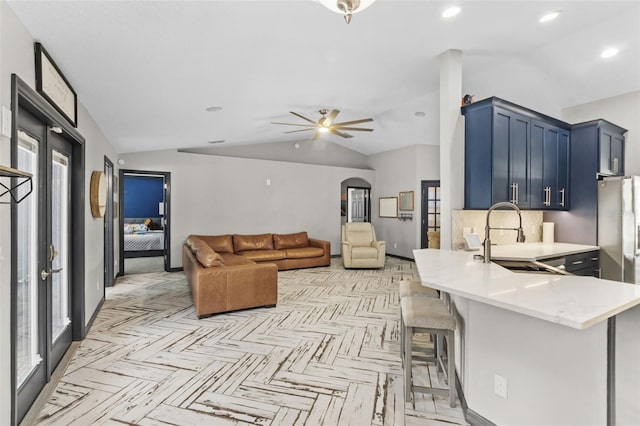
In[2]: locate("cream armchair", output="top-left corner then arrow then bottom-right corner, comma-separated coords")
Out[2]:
341,222 -> 386,268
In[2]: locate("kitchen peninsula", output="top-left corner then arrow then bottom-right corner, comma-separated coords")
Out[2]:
413,248 -> 640,425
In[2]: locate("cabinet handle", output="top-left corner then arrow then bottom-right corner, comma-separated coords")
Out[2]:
510,183 -> 516,204
560,188 -> 566,207
612,157 -> 619,174
571,260 -> 584,265
515,183 -> 519,205
543,187 -> 551,206
591,257 -> 599,261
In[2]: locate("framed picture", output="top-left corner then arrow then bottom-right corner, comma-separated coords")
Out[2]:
399,191 -> 414,211
35,43 -> 78,127
379,197 -> 398,218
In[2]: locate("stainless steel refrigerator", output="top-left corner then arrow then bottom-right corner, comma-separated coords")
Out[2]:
598,176 -> 640,284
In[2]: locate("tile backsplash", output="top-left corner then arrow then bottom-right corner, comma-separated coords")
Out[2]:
452,210 -> 543,250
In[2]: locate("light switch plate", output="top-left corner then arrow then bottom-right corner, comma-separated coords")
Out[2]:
1,106 -> 12,137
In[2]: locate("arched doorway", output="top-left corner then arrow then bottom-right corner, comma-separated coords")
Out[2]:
340,178 -> 371,225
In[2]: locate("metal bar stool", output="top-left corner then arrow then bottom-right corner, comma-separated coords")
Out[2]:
400,295 -> 457,407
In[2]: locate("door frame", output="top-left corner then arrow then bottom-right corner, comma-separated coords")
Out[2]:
10,74 -> 86,425
421,180 -> 441,249
104,156 -> 114,288
118,169 -> 171,275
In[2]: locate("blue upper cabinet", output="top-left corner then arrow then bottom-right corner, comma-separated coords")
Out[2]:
598,125 -> 625,176
462,97 -> 571,210
530,120 -> 570,210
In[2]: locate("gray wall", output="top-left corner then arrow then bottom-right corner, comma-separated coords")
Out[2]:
118,150 -> 376,267
0,4 -> 117,423
368,145 -> 439,258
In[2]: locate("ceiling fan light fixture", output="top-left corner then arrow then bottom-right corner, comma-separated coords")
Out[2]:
318,127 -> 330,133
318,0 -> 376,23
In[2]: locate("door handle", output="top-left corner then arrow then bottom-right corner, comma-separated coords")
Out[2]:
41,267 -> 63,281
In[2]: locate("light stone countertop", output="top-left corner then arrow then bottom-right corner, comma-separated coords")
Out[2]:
413,248 -> 640,329
489,242 -> 600,261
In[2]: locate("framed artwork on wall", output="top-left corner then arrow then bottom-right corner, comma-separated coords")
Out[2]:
35,42 -> 78,127
379,197 -> 398,218
399,191 -> 414,211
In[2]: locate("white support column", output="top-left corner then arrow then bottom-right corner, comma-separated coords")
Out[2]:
439,49 -> 464,250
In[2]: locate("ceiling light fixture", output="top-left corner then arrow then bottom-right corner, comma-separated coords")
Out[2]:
539,11 -> 561,23
205,106 -> 222,112
414,112 -> 426,117
317,0 -> 376,24
442,6 -> 461,18
600,47 -> 619,59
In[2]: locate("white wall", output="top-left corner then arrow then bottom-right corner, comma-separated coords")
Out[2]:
0,4 -> 117,424
118,150 -> 375,266
561,91 -> 640,175
367,144 -> 439,258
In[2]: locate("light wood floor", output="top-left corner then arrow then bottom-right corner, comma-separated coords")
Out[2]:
35,257 -> 467,425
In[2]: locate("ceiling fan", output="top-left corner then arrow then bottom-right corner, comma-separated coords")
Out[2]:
271,109 -> 374,140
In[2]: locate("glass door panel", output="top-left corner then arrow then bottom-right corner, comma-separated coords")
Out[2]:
16,131 -> 41,387
50,150 -> 70,342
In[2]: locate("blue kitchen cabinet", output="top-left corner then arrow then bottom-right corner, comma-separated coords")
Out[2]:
462,97 -> 570,210
530,120 -> 570,210
599,125 -> 625,176
545,119 -> 627,245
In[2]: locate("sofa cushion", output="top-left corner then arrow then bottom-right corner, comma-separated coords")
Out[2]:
193,240 -> 224,267
351,246 -> 379,259
273,232 -> 309,250
197,234 -> 234,253
220,253 -> 255,266
238,250 -> 286,262
233,234 -> 274,252
284,247 -> 324,259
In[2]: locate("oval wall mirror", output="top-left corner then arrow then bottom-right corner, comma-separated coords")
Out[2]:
90,170 -> 107,218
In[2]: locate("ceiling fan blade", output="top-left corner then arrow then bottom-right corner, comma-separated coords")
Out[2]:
333,127 -> 373,132
324,109 -> 340,126
330,129 -> 353,138
312,130 -> 322,141
284,128 -> 315,134
271,122 -> 317,127
332,118 -> 374,126
289,111 -> 318,124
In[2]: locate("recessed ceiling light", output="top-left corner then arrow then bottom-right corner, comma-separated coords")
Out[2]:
414,111 -> 426,117
600,47 -> 619,59
539,11 -> 561,23
442,6 -> 461,18
205,106 -> 222,112
208,139 -> 225,144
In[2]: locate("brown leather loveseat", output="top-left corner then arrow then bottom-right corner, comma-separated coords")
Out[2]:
183,232 -> 330,317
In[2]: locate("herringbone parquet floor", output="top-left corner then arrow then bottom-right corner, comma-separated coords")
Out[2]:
35,257 -> 467,425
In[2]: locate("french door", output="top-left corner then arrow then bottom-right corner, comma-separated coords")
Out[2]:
14,107 -> 73,423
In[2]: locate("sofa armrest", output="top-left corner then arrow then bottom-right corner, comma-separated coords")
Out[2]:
309,238 -> 330,254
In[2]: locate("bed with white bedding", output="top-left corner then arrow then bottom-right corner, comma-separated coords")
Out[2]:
123,217 -> 165,258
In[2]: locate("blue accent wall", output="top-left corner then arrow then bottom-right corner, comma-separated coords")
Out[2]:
124,176 -> 163,218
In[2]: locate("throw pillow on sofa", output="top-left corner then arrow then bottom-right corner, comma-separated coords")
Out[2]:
193,241 -> 224,267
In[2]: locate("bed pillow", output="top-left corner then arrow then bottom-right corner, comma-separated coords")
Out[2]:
124,224 -> 134,234
133,224 -> 148,233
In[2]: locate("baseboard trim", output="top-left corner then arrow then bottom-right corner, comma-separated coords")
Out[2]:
386,253 -> 414,262
84,298 -> 104,338
455,373 -> 495,426
19,341 -> 80,426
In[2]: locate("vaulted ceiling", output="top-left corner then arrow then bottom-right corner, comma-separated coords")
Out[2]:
7,0 -> 640,155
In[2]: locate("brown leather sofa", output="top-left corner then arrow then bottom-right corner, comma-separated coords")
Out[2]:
183,232 -> 330,317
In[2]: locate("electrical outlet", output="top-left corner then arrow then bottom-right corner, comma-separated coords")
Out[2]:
393,243 -> 398,248
494,374 -> 508,399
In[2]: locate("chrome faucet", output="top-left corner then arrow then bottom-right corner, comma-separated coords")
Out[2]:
483,201 -> 526,263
